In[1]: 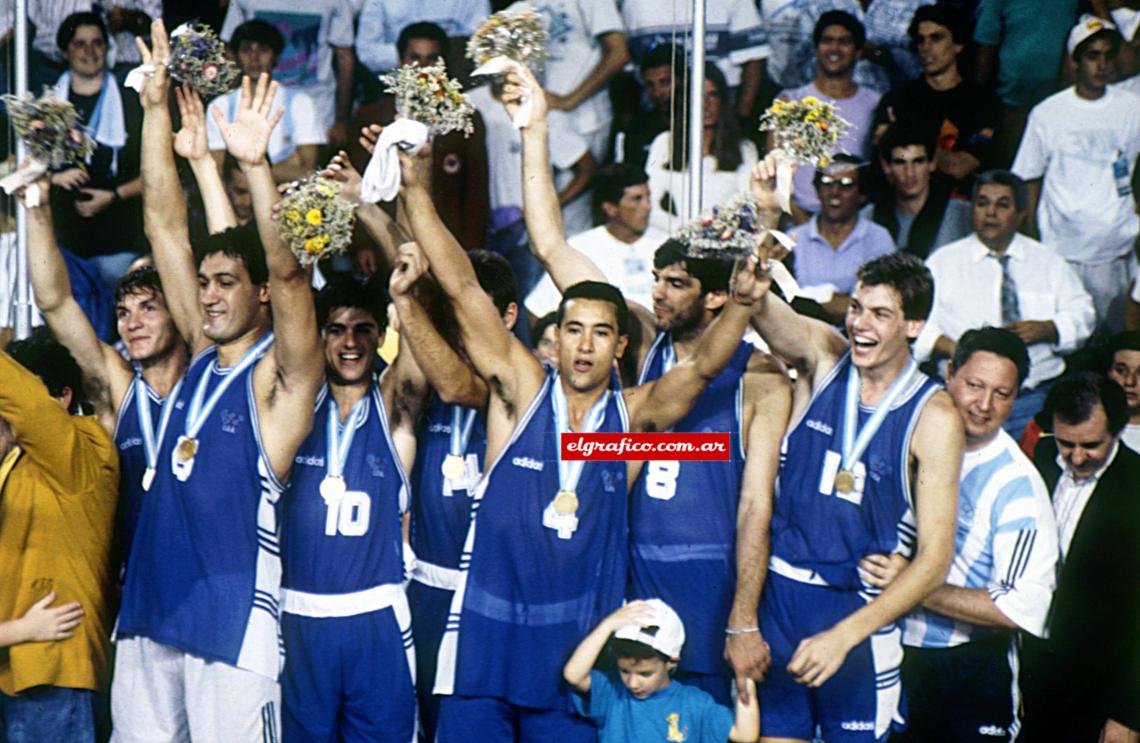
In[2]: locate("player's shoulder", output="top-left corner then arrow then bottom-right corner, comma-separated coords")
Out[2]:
914,389 -> 963,444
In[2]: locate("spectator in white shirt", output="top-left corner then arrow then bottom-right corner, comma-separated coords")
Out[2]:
356,0 -> 491,77
1105,331 -> 1140,454
916,170 -> 1096,438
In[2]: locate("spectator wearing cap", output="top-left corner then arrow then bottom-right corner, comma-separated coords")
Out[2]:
1012,14 -> 1140,332
874,4 -> 1001,190
784,155 -> 896,324
1105,331 -> 1140,452
611,43 -> 683,172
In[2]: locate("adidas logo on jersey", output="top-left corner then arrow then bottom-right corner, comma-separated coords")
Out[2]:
840,721 -> 874,732
295,455 -> 326,467
978,725 -> 1007,736
806,419 -> 834,436
428,423 -> 451,434
512,456 -> 544,471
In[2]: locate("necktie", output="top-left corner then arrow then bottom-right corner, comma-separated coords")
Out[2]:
992,253 -> 1020,324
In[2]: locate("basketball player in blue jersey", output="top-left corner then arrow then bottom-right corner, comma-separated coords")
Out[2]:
398,135 -> 771,742
19,180 -> 188,578
110,21 -> 324,742
503,65 -> 794,707
741,158 -> 963,743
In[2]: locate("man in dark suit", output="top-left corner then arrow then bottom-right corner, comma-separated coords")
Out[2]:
1024,372 -> 1140,743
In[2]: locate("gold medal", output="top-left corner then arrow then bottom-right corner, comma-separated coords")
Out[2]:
176,436 -> 199,464
441,454 -> 465,480
834,469 -> 855,494
553,490 -> 579,516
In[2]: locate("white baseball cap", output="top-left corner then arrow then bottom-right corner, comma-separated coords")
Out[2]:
1067,14 -> 1118,56
612,599 -> 686,661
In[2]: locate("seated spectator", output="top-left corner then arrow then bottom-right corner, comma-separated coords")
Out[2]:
531,311 -> 559,367
48,12 -> 145,291
222,154 -> 254,228
784,155 -> 896,323
1105,331 -> 1140,452
28,1 -> 158,89
221,0 -> 355,146
777,11 -> 881,218
207,20 -> 326,184
874,4 -> 1000,190
347,22 -> 489,252
915,170 -> 1096,438
526,164 -> 667,319
356,0 -> 491,78
646,63 -> 758,234
622,0 -> 769,119
612,43 -> 681,171
867,123 -> 972,258
0,332 -> 119,742
1012,14 -> 1140,332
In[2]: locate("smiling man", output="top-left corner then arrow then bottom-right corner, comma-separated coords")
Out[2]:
915,170 -> 1095,438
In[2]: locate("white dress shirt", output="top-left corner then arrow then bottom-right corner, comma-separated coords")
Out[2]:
915,233 -> 1095,389
1053,442 -> 1119,562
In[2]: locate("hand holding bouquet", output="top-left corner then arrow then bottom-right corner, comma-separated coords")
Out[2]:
380,61 -> 474,138
757,96 -> 852,213
278,177 -> 356,266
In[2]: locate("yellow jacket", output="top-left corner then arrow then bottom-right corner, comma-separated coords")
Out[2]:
0,351 -> 118,694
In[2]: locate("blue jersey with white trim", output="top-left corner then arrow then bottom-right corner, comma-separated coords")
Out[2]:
628,335 -> 751,675
281,380 -> 410,595
438,371 -> 629,711
112,374 -> 162,573
410,396 -> 487,569
118,342 -> 285,679
772,352 -> 941,591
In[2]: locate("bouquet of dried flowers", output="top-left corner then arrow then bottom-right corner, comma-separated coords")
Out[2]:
380,61 -> 474,138
675,192 -> 796,259
278,177 -> 356,266
168,23 -> 239,98
2,91 -> 95,169
466,6 -> 548,71
757,96 -> 851,168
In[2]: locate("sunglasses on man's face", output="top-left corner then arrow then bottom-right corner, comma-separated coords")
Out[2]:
818,175 -> 857,188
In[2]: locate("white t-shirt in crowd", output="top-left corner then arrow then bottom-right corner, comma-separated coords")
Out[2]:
207,86 -> 326,164
525,224 -> 669,316
467,86 -> 589,213
622,0 -> 770,88
1011,86 -> 1140,265
645,131 -> 759,235
221,0 -> 355,130
356,0 -> 491,75
1,233 -> 44,331
1121,423 -> 1140,455
536,0 -> 623,139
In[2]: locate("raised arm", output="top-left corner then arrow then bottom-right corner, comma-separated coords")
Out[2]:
176,85 -> 238,234
563,601 -> 658,694
324,148 -> 407,267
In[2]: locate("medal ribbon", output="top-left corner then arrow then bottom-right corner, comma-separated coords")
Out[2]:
552,373 -> 610,494
840,357 -> 918,474
135,374 -> 184,472
326,393 -> 369,478
659,337 -> 677,374
448,405 -> 478,459
183,332 -> 275,441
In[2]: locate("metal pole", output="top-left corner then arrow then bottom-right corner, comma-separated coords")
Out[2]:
685,0 -> 706,220
13,0 -> 32,340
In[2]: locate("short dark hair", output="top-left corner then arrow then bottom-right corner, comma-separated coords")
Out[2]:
592,163 -> 648,223
813,153 -> 866,193
814,10 -> 866,49
229,19 -> 285,58
878,123 -> 936,162
7,328 -> 86,414
57,12 -> 108,53
196,224 -> 269,286
315,274 -> 388,333
640,42 -> 684,73
855,252 -> 934,321
610,637 -> 671,663
951,327 -> 1030,387
1104,330 -> 1140,372
1073,29 -> 1121,61
397,22 -> 449,60
557,281 -> 630,337
972,170 -> 1029,212
114,266 -> 166,307
1045,371 -> 1129,436
470,250 -> 518,317
653,239 -> 732,296
908,4 -> 970,47
530,311 -> 558,348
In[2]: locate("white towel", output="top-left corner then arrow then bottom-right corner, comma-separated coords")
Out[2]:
359,118 -> 429,204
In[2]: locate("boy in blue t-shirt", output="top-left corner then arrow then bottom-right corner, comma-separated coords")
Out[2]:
564,599 -> 760,742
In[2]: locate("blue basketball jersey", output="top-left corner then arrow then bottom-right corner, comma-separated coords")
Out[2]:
118,341 -> 285,679
282,381 -> 410,595
435,372 -> 630,712
771,352 -> 941,591
410,397 -> 487,569
112,374 -> 163,574
628,335 -> 752,675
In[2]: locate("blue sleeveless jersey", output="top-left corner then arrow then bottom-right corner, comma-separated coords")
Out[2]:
436,372 -> 630,711
282,381 -> 410,594
112,374 -> 163,574
629,335 -> 752,675
410,396 -> 487,569
771,352 -> 941,591
118,343 -> 285,679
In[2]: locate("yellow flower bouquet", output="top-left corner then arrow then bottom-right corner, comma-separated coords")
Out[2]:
278,177 -> 355,267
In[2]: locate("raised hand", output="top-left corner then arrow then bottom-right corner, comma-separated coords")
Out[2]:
396,139 -> 433,193
358,124 -> 382,156
749,152 -> 788,216
730,253 -> 767,307
321,150 -> 363,205
389,241 -> 429,298
209,74 -> 283,168
500,66 -> 546,125
134,19 -> 172,110
173,85 -> 209,162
